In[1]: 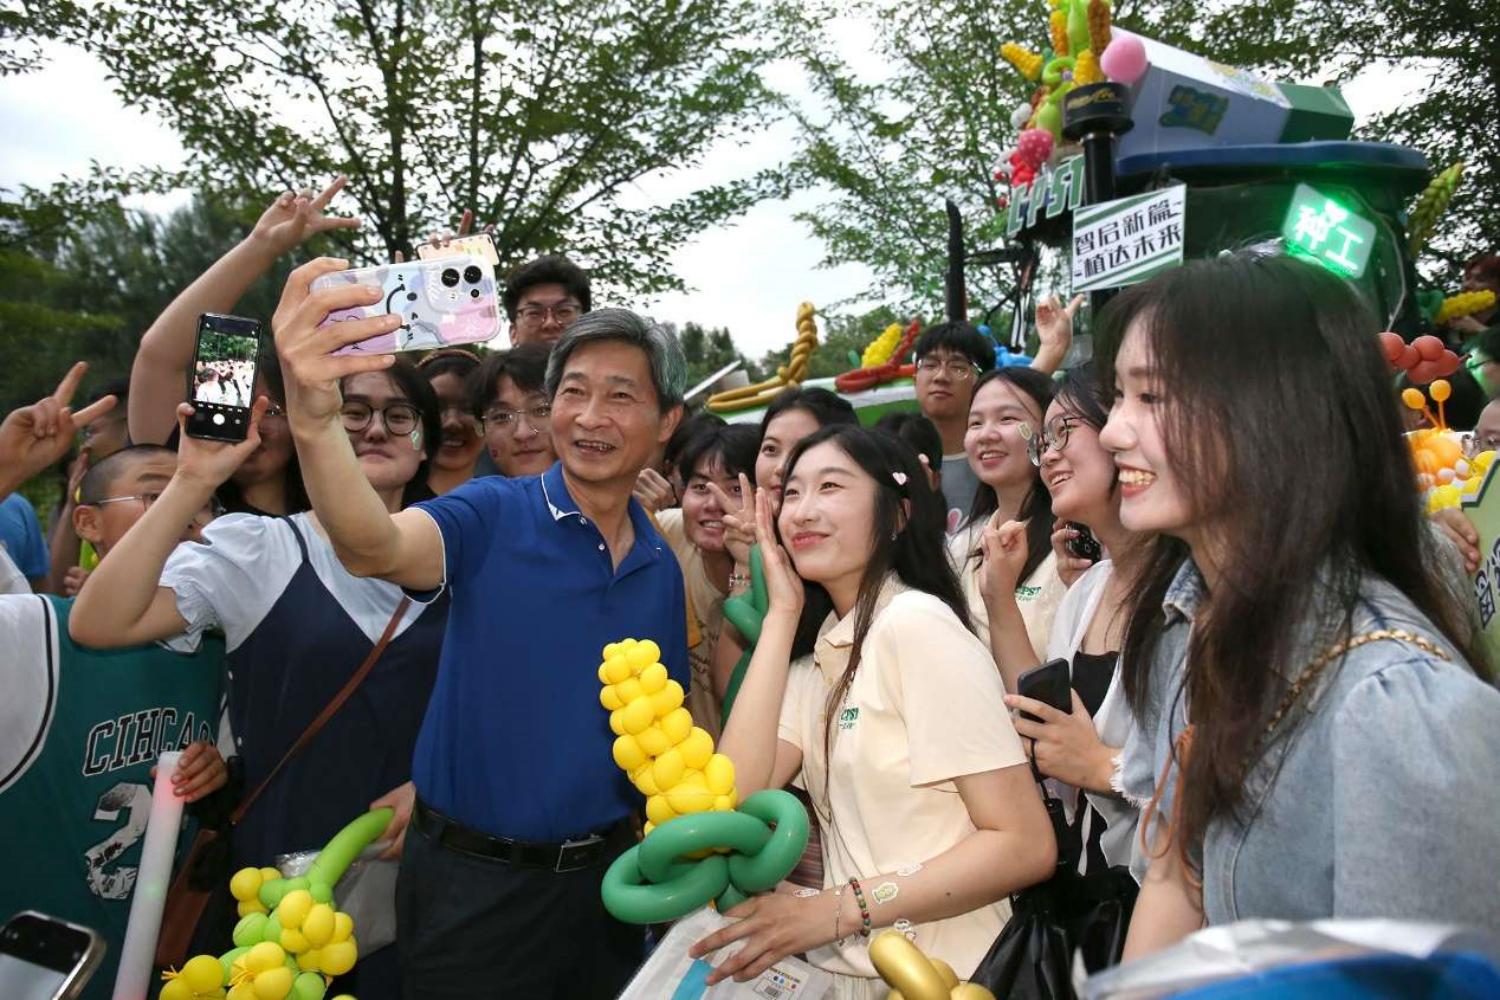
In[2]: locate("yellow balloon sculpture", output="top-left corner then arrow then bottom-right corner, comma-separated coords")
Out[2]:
870,931 -> 996,1000
600,638 -> 739,834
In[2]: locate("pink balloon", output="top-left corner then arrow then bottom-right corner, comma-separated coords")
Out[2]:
1378,331 -> 1405,364
1100,35 -> 1148,85
1410,359 -> 1441,385
1413,334 -> 1446,362
1397,345 -> 1420,370
1436,352 -> 1461,377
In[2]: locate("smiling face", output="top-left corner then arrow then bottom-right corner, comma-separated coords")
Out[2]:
342,371 -> 427,494
426,370 -> 483,473
484,374 -> 556,477
964,377 -> 1043,494
550,339 -> 678,490
777,440 -> 879,599
1098,319 -> 1194,538
1037,399 -> 1115,525
755,408 -> 822,500
681,452 -> 742,553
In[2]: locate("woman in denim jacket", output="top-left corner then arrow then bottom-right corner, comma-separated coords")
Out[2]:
1092,251 -> 1500,957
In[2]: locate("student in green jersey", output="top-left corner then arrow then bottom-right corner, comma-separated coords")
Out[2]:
0,365 -> 228,1000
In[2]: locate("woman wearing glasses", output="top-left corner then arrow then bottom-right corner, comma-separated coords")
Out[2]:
984,365 -> 1146,885
469,344 -> 557,477
951,366 -> 1068,673
71,359 -> 449,1000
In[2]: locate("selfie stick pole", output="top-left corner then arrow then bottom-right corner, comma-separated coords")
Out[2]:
112,750 -> 184,1000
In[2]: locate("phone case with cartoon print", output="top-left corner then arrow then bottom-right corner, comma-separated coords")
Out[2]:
314,254 -> 503,354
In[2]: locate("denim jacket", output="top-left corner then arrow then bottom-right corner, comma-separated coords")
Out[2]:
1122,559 -> 1500,930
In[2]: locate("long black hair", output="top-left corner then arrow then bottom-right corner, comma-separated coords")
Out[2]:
964,365 -> 1056,584
216,348 -> 311,516
777,425 -> 972,776
1096,251 -> 1490,878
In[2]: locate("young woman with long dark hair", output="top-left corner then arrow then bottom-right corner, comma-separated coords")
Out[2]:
952,367 -> 1067,673
986,365 -> 1147,881
692,425 -> 1055,997
1097,254 -> 1500,957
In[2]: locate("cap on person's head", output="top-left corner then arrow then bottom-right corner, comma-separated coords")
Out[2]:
912,320 -> 997,372
545,308 -> 686,412
502,255 -> 592,322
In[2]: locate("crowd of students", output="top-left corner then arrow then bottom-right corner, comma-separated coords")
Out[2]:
2,179 -> 1500,1000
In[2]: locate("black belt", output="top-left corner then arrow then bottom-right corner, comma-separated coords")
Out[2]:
414,799 -> 624,873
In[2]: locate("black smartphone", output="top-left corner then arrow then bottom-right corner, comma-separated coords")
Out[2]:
187,313 -> 262,442
1016,658 -> 1071,722
1065,522 -> 1103,563
0,911 -> 105,1000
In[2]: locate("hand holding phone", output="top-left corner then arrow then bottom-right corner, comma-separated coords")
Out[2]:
1016,658 -> 1071,724
0,912 -> 104,1000
312,254 -> 502,355
1064,522 -> 1103,563
186,314 -> 262,442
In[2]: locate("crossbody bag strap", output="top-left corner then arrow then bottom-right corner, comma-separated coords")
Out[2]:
229,596 -> 413,825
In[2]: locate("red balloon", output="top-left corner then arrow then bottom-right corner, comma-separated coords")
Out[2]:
1409,359 -> 1441,384
1398,345 -> 1420,370
1378,331 -> 1405,364
1413,335 -> 1446,362
1436,352 -> 1461,376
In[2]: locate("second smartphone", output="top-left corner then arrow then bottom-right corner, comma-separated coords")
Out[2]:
186,313 -> 262,443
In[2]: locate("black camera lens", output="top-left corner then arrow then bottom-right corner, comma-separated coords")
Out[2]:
470,288 -> 480,299
441,268 -> 460,288
463,265 -> 482,284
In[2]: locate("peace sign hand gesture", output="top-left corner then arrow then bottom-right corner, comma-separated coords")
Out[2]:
0,362 -> 117,493
251,175 -> 362,258
708,472 -> 757,567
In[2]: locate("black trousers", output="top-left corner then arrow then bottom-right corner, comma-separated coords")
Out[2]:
395,822 -> 645,999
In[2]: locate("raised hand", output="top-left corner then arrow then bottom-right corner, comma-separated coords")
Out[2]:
250,175 -> 361,257
754,486 -> 803,619
708,472 -> 756,566
978,518 -> 1030,606
633,467 -> 677,513
173,399 -> 270,492
0,362 -> 117,491
1051,518 -> 1095,587
272,257 -> 401,427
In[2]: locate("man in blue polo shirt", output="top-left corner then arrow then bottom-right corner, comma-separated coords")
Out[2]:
273,257 -> 687,999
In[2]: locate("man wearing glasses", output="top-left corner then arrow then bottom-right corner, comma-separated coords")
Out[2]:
0,373 -> 228,994
912,321 -> 997,533
503,254 -> 592,347
470,343 -> 557,477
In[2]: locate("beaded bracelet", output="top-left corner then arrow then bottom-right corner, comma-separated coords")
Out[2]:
848,877 -> 872,938
728,570 -> 750,589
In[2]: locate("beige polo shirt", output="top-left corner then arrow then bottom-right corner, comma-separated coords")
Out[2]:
948,515 -> 1068,662
655,509 -> 727,740
776,576 -> 1028,981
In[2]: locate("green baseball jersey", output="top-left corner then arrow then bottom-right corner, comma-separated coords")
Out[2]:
0,595 -> 224,1000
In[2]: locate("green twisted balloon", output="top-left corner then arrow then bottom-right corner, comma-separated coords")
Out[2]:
720,545 -> 768,720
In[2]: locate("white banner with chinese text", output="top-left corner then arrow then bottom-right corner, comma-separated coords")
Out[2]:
1071,185 -> 1186,294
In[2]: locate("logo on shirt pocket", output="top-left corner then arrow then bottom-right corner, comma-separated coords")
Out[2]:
838,706 -> 860,731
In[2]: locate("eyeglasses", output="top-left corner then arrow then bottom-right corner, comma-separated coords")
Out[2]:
340,401 -> 420,435
92,491 -> 163,510
1027,418 -> 1077,466
916,357 -> 979,380
515,301 -> 581,324
483,402 -> 552,433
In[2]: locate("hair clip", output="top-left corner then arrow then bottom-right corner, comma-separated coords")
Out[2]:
892,471 -> 908,486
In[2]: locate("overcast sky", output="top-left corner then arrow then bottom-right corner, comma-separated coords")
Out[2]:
0,37 -> 1424,357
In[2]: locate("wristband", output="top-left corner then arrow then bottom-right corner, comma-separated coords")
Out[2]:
848,877 -> 872,938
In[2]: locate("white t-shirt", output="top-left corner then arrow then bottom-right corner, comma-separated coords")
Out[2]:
777,576 -> 1028,983
654,509 -> 728,740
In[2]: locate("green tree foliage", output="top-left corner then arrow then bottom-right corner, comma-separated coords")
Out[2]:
0,194 -> 329,410
28,0 -> 788,297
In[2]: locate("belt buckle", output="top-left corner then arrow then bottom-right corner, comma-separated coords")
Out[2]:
554,834 -> 604,873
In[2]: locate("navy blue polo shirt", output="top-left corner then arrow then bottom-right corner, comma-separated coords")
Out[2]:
410,463 -> 688,841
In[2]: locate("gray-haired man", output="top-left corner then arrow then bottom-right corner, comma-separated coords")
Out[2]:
273,258 -> 688,997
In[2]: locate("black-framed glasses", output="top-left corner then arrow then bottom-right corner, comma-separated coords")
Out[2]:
482,402 -> 552,433
915,356 -> 979,380
515,301 -> 581,324
1027,418 -> 1077,466
341,401 -> 420,435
